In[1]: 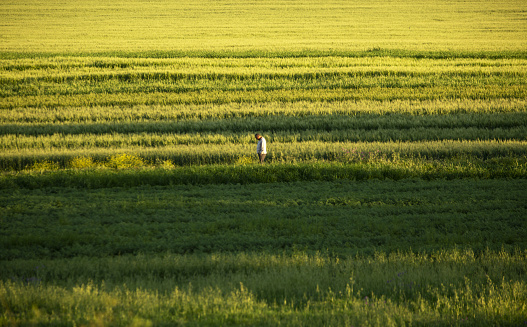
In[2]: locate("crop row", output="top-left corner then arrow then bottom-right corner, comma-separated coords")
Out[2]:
3,127 -> 526,151
2,112 -> 524,136
1,99 -> 526,123
2,58 -> 524,92
1,140 -> 525,171
3,69 -> 524,86
3,56 -> 525,73
2,70 -> 524,97
4,76 -> 524,101
3,86 -> 526,109
4,49 -> 527,61
1,159 -> 526,192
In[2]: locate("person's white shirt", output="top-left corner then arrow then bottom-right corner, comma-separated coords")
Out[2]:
257,137 -> 267,154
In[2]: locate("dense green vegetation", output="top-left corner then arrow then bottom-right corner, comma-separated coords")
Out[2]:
2,179 -> 526,260
2,180 -> 527,325
2,250 -> 526,326
1,0 -> 526,325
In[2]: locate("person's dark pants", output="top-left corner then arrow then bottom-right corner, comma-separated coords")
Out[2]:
258,153 -> 266,163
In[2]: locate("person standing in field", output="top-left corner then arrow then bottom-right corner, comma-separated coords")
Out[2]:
255,133 -> 267,163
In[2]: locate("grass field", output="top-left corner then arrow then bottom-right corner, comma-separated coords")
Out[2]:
1,0 -> 527,326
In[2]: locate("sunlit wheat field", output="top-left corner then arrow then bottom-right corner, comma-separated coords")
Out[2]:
1,0 -> 526,326
1,0 -> 526,53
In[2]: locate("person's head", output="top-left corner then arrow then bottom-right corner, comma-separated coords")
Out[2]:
255,133 -> 262,140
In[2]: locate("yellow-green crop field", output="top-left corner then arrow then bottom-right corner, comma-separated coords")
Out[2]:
1,0 -> 526,53
1,0 -> 527,326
